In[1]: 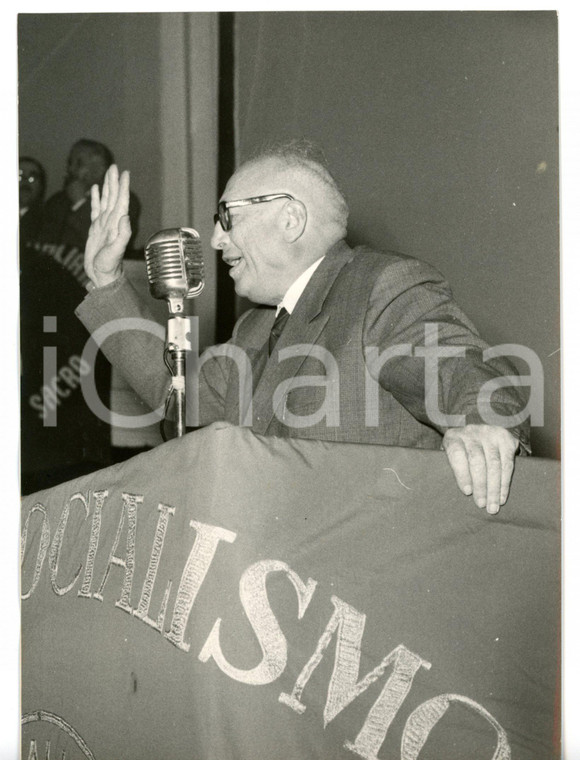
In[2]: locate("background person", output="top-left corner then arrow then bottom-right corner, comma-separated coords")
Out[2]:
40,138 -> 141,259
25,139 -> 154,481
19,141 -> 143,492
19,156 -> 46,246
19,155 -> 108,492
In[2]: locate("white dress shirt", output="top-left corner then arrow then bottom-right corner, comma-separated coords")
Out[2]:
276,257 -> 325,316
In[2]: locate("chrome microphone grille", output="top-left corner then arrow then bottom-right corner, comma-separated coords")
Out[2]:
144,228 -> 204,302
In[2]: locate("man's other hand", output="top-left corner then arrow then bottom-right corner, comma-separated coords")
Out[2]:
84,164 -> 131,289
442,424 -> 520,515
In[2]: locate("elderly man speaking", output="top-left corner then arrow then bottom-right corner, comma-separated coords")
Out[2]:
76,140 -> 529,515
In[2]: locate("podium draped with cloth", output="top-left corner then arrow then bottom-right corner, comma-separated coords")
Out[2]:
21,424 -> 560,759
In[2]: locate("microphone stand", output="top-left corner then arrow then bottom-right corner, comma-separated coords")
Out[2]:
144,227 -> 204,440
166,297 -> 191,438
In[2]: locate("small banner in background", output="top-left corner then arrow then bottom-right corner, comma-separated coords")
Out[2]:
21,424 -> 560,759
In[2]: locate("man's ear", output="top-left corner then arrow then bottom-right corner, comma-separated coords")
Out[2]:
281,200 -> 307,242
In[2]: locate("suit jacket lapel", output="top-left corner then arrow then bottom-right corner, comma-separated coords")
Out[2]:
251,240 -> 354,434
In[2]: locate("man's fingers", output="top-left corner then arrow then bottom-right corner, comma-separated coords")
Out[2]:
106,169 -> 130,233
482,444 -> 502,515
443,439 -> 473,496
85,165 -> 130,289
443,425 -> 519,516
117,215 -> 132,246
100,168 -> 110,214
90,184 -> 100,222
90,165 -> 128,235
107,164 -> 120,212
464,443 -> 488,510
499,439 -> 517,505
116,170 -> 130,217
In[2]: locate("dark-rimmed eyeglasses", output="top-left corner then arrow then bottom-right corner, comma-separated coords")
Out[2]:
213,193 -> 295,232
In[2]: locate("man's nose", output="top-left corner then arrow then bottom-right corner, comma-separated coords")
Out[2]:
210,220 -> 229,250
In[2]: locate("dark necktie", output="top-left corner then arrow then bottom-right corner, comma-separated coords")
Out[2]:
269,307 -> 290,355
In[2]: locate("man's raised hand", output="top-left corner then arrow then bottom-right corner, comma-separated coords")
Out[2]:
84,164 -> 132,289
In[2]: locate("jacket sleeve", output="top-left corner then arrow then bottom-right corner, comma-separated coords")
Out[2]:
363,257 -> 531,452
75,274 -> 230,427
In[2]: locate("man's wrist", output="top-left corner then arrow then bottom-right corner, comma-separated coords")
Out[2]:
87,267 -> 124,291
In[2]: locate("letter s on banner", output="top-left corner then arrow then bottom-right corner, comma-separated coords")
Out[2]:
198,559 -> 317,685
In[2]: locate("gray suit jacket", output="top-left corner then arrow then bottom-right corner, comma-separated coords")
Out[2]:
76,241 -> 530,451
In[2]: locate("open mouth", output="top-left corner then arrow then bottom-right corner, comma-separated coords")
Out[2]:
224,255 -> 245,277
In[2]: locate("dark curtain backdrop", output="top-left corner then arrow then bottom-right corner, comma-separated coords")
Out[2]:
234,11 -> 559,459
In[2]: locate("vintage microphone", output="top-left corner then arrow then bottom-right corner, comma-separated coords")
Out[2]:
144,228 -> 204,438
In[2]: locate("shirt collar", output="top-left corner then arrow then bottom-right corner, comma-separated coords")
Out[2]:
277,257 -> 325,315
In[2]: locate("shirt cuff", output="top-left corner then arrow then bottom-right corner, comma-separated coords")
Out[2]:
84,271 -> 126,295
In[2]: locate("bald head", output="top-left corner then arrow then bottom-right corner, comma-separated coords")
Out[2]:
236,140 -> 349,246
211,140 -> 349,305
